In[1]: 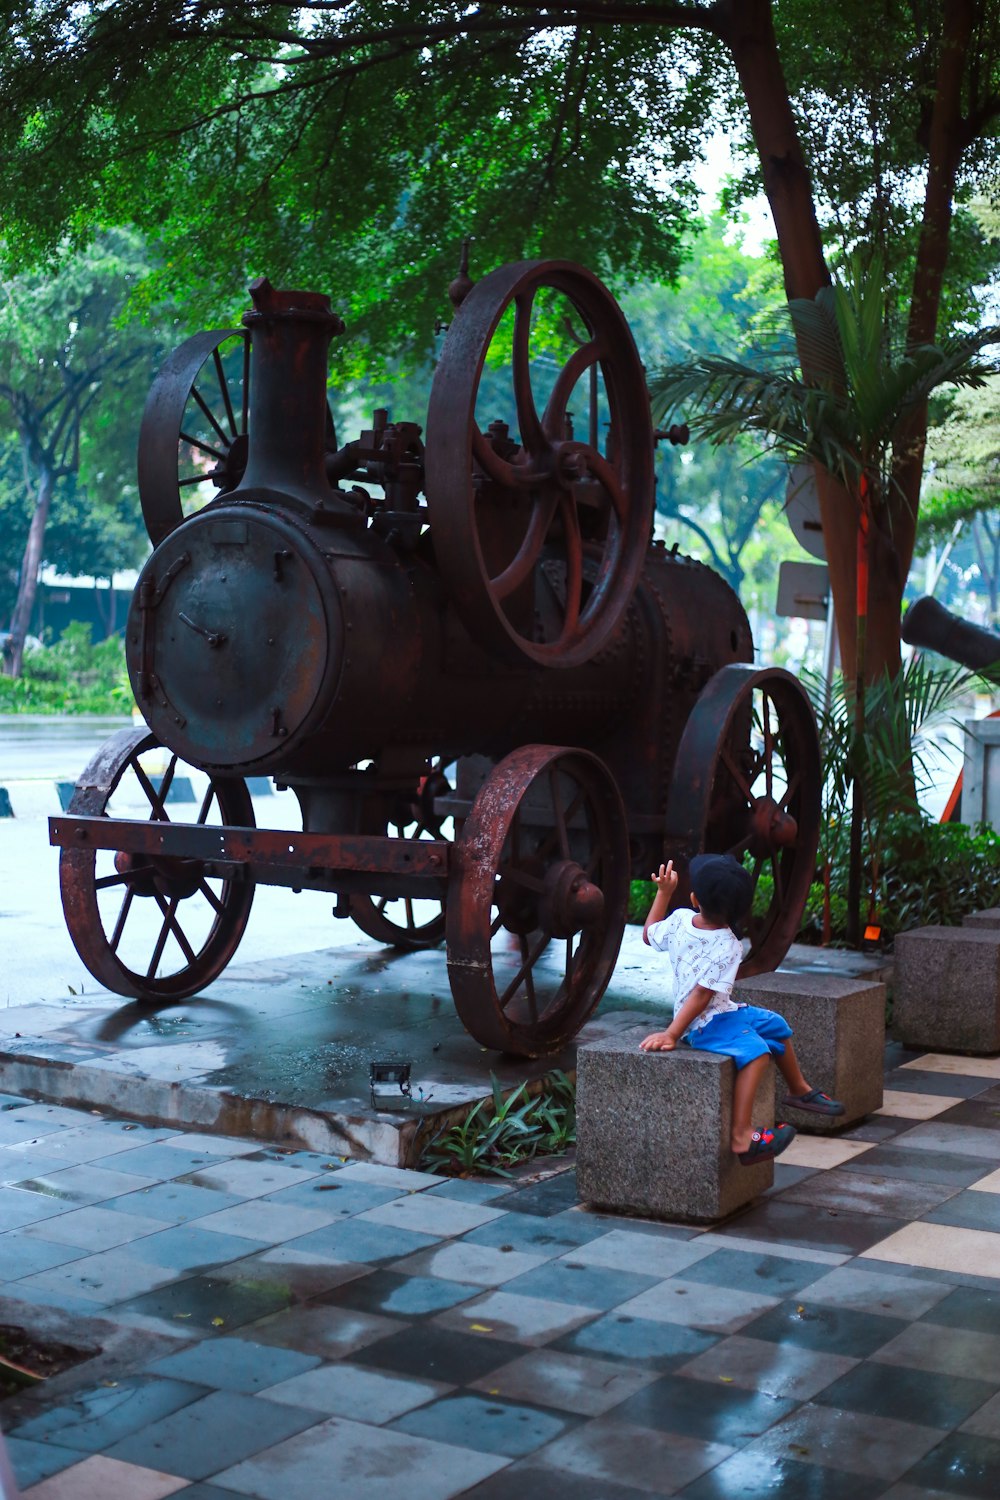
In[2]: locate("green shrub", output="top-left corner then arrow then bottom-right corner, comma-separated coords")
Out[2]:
628,879 -> 655,924
417,1071 -> 576,1177
0,623 -> 131,714
797,813 -> 1000,943
629,810 -> 1000,946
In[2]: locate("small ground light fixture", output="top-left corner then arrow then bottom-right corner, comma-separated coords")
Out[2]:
369,1059 -> 413,1110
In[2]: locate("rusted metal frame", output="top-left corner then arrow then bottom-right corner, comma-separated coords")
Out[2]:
50,817 -> 449,885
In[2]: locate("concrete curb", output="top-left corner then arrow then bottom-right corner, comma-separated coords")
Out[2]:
0,776 -> 275,818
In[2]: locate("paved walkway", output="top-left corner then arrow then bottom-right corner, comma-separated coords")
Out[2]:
2,1039 -> 1000,1499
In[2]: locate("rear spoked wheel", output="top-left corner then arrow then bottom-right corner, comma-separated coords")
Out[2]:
349,760 -> 453,950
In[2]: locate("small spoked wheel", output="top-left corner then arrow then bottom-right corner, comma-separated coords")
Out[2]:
349,760 -> 453,950
664,666 -> 821,975
137,329 -> 250,545
60,728 -> 255,1002
446,744 -> 629,1056
137,328 -> 338,546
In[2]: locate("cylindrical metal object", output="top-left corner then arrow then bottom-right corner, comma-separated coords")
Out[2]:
238,278 -> 346,509
902,596 -> 1000,680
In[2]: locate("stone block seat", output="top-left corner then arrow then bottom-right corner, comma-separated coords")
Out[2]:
962,908 -> 1000,930
734,972 -> 885,1133
894,925 -> 1000,1053
576,1024 -> 774,1224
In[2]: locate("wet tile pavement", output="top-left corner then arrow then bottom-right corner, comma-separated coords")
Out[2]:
3,1043 -> 1000,1497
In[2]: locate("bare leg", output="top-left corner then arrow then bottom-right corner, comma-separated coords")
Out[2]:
731,1054 -> 769,1154
773,1039 -> 811,1099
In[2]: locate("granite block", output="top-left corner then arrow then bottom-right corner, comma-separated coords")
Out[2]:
735,972 -> 885,1132
576,1025 -> 773,1223
893,927 -> 1000,1053
963,908 -> 1000,929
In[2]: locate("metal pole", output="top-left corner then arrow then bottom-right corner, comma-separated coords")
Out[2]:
821,585 -> 837,713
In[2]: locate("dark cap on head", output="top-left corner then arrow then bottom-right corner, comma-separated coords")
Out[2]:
689,853 -> 754,930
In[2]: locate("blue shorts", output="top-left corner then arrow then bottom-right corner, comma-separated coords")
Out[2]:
683,1004 -> 792,1069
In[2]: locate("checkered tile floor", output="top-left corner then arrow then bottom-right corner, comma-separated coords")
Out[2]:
3,1041 -> 1000,1498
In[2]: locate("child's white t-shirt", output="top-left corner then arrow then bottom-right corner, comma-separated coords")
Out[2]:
645,908 -> 743,1034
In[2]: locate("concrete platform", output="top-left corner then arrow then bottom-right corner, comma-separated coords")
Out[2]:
0,909 -> 891,1169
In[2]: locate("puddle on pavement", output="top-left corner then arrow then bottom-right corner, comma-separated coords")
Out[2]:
13,1179 -> 80,1201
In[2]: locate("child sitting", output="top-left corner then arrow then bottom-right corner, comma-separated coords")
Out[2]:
639,853 -> 843,1164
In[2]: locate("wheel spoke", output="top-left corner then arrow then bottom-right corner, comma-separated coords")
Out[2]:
512,292 -> 544,455
719,745 -> 753,804
145,900 -> 174,979
158,755 -> 178,806
190,384 -> 232,449
549,768 -> 571,859
404,898 -> 415,930
779,772 -> 802,811
132,759 -> 170,820
533,786 -> 586,864
109,885 -> 136,954
541,340 -> 600,438
213,347 -> 239,438
199,879 -> 226,915
565,936 -> 575,985
179,429 -> 228,463
490,909 -> 506,937
521,935 -> 539,1021
499,929 -> 550,1012
196,782 -> 216,825
95,870 -> 133,892
555,494 -> 583,647
179,474 -> 214,488
769,853 -> 784,906
490,489 -> 560,600
579,445 -> 627,522
726,834 -> 752,858
152,890 -> 198,968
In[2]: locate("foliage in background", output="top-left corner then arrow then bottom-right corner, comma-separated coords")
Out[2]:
791,816 -> 1000,943
651,250 -> 1000,681
0,622 -> 129,713
624,217 -> 801,601
418,1072 -> 576,1178
0,230 -> 163,674
806,658 -> 974,910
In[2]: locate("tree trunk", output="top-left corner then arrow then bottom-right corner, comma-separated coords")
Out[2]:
890,0 -> 974,590
717,2 -> 877,682
5,463 -> 54,678
719,0 -> 829,304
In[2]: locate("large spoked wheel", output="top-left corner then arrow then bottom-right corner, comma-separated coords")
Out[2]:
60,728 -> 255,1002
664,666 -> 821,975
349,761 -> 452,950
446,744 -> 629,1056
425,260 -> 654,668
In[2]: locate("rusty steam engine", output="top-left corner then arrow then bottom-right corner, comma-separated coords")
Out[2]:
51,260 -> 820,1057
